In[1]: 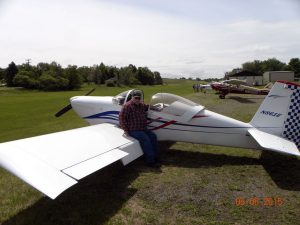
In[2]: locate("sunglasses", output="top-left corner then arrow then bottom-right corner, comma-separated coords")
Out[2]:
133,96 -> 141,100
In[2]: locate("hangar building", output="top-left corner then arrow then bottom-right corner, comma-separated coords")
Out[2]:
228,70 -> 263,86
263,71 -> 294,84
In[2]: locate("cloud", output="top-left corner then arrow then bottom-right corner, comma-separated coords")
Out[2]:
0,0 -> 299,79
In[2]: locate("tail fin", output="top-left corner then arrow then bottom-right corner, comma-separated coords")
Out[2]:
250,81 -> 300,150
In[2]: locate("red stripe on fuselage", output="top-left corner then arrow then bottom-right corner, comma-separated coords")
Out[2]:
150,120 -> 177,130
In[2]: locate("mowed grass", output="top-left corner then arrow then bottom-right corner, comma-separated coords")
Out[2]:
0,79 -> 300,225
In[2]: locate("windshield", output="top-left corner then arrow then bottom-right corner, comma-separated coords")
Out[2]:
112,90 -> 144,105
112,90 -> 130,105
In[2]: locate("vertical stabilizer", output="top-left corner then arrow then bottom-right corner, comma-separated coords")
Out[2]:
250,81 -> 300,149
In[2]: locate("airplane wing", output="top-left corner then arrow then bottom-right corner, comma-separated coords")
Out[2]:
0,123 -> 143,199
223,79 -> 246,85
248,128 -> 300,156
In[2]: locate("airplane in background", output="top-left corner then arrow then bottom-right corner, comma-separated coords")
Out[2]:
0,80 -> 299,199
193,83 -> 212,92
211,79 -> 272,99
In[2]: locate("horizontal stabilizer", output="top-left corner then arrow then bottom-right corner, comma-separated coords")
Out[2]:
248,128 -> 300,156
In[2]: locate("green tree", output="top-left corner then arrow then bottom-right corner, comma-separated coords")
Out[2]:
13,71 -> 38,89
5,62 -> 18,86
261,58 -> 286,71
0,68 -> 4,82
118,65 -> 139,86
224,68 -> 242,79
106,66 -> 117,80
136,67 -> 155,85
77,66 -> 92,83
288,58 -> 300,78
36,62 -> 50,73
38,72 -> 69,91
153,71 -> 163,84
39,74 -> 58,90
99,62 -> 108,84
242,60 -> 263,75
91,65 -> 101,84
64,65 -> 83,89
38,70 -> 69,90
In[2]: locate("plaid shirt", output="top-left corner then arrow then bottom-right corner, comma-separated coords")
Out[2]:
119,100 -> 148,132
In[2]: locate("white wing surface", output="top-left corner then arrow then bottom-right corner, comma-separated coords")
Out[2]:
0,123 -> 143,199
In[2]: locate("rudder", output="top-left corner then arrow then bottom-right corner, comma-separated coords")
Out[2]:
281,82 -> 300,149
250,80 -> 300,149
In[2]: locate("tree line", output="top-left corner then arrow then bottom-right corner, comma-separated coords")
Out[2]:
225,57 -> 300,78
0,61 -> 163,91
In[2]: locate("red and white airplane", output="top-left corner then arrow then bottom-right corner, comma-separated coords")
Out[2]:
211,79 -> 271,99
0,80 -> 299,199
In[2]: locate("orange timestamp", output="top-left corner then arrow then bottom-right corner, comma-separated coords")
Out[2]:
235,197 -> 284,207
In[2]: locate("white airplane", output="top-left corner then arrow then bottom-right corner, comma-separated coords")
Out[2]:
0,80 -> 299,200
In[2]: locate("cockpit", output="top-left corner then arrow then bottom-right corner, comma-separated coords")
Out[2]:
112,90 -> 204,122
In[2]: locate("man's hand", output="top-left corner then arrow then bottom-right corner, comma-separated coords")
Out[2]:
123,131 -> 129,137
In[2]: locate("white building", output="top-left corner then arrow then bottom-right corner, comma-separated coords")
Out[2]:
263,71 -> 294,84
229,70 -> 263,86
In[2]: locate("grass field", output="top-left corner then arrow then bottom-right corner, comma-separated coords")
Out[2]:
0,79 -> 299,225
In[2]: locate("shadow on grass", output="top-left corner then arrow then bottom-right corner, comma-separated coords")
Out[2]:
160,148 -> 260,168
260,151 -> 300,191
161,147 -> 300,191
3,145 -> 299,224
2,162 -> 141,225
228,96 -> 256,103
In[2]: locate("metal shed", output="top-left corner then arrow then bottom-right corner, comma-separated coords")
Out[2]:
263,71 -> 294,84
228,70 -> 263,86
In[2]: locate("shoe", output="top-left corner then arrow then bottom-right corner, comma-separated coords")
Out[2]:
155,159 -> 162,164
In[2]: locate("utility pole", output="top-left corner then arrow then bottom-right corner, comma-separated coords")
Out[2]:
25,58 -> 31,66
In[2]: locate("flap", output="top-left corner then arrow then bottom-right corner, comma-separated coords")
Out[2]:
62,149 -> 128,180
248,128 -> 300,156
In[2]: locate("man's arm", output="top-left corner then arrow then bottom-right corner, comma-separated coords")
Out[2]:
144,103 -> 149,111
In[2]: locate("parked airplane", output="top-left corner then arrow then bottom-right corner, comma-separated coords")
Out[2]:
0,81 -> 299,199
211,79 -> 271,99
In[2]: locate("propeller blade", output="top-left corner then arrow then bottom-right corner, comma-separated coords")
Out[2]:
55,104 -> 72,117
85,88 -> 95,96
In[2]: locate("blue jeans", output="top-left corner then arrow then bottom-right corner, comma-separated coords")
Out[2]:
128,130 -> 158,163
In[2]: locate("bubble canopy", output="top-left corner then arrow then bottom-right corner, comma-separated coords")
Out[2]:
113,91 -> 201,118
150,93 -> 197,107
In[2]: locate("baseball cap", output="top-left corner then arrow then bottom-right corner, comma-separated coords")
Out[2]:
132,90 -> 142,97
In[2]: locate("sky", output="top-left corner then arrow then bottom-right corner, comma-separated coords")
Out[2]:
0,0 -> 299,79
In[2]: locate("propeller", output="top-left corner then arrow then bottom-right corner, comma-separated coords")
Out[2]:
55,88 -> 96,117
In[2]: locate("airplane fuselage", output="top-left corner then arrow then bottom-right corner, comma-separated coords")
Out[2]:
70,96 -> 263,151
